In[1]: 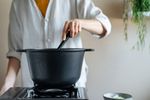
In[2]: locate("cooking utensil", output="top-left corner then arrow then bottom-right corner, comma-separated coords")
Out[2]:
17,48 -> 94,89
57,33 -> 70,49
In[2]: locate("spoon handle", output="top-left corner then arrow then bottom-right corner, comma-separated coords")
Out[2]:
57,33 -> 70,49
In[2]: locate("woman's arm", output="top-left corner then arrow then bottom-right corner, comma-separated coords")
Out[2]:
0,57 -> 20,95
62,19 -> 106,40
80,19 -> 106,36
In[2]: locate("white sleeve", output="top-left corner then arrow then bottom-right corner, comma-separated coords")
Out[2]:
76,0 -> 111,38
7,1 -> 23,60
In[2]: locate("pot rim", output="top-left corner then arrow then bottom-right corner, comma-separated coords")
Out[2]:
17,48 -> 94,52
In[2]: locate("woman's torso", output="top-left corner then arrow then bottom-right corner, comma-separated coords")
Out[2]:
13,0 -> 88,87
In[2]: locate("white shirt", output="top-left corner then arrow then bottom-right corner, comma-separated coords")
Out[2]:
7,0 -> 111,87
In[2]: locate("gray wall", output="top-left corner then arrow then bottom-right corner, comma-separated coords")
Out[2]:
0,0 -> 150,100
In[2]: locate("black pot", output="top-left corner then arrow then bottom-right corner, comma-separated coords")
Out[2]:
17,48 -> 94,89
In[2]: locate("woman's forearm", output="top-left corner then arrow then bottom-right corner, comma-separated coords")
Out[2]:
0,57 -> 20,95
62,19 -> 106,39
79,19 -> 106,37
5,57 -> 20,86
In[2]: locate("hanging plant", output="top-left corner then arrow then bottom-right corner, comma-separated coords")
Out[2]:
123,0 -> 150,50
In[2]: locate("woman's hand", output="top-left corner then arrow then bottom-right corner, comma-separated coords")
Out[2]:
62,19 -> 82,40
0,82 -> 14,96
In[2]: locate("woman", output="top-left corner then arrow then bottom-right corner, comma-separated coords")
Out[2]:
0,0 -> 111,95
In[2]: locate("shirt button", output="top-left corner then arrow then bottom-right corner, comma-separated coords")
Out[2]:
45,18 -> 49,22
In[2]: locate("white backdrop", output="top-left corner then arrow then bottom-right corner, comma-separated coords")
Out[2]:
0,0 -> 150,100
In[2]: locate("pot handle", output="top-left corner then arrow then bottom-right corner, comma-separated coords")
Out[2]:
85,49 -> 94,52
16,49 -> 27,52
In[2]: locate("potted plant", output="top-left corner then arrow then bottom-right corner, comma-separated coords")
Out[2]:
123,0 -> 150,50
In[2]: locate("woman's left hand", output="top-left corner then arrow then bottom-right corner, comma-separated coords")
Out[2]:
62,19 -> 82,40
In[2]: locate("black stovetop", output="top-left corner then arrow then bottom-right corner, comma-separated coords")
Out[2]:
0,87 -> 88,100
